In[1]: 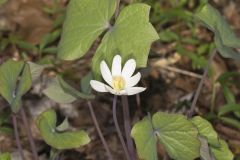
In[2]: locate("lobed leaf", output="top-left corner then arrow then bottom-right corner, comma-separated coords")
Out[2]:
27,62 -> 45,82
58,0 -> 116,60
195,3 -> 240,60
131,112 -> 200,160
43,76 -> 94,103
131,117 -> 158,160
152,112 -> 200,160
92,3 -> 159,77
191,116 -> 220,147
57,76 -> 94,99
80,72 -> 93,94
37,109 -> 90,150
43,78 -> 77,103
0,60 -> 32,113
210,139 -> 234,160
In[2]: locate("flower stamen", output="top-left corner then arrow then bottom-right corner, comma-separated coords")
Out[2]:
112,76 -> 125,91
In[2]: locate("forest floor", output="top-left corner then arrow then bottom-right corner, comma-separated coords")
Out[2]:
0,0 -> 240,159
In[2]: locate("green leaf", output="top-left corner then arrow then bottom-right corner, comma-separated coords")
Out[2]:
195,3 -> 240,59
0,110 -> 10,126
92,3 -> 159,77
0,60 -> 32,113
40,29 -> 61,51
42,47 -> 58,54
0,39 -> 9,51
217,72 -> 240,117
131,117 -> 158,160
191,116 -> 220,147
58,0 -> 117,60
56,118 -> 69,132
217,72 -> 240,84
0,126 -> 13,135
80,72 -> 93,94
0,153 -> 11,160
218,104 -> 240,116
16,41 -> 37,51
152,112 -> 200,160
57,76 -> 94,99
176,45 -> 207,69
37,109 -> 90,150
27,62 -> 45,82
219,117 -> 240,130
43,76 -> 94,103
131,112 -> 200,160
210,139 -> 233,160
43,78 -> 77,104
0,0 -> 7,6
159,30 -> 179,42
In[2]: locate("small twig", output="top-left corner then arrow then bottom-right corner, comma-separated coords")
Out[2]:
112,95 -> 131,160
20,108 -> 39,160
121,96 -> 136,160
87,101 -> 113,160
12,114 -> 25,160
210,83 -> 217,113
159,65 -> 202,79
115,0 -> 121,20
187,49 -> 217,118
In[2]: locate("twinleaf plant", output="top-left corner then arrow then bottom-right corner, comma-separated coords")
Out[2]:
132,112 -> 200,160
58,0 -> 159,77
36,109 -> 90,149
55,0 -> 235,160
0,0 -> 238,159
0,60 -> 31,113
0,60 -> 38,160
191,116 -> 233,160
196,3 -> 240,59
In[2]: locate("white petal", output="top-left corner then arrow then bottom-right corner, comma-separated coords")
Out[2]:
122,59 -> 136,79
125,87 -> 146,96
105,85 -> 117,95
125,72 -> 141,88
90,80 -> 108,92
105,86 -> 127,95
119,90 -> 127,95
112,55 -> 122,76
100,61 -> 112,86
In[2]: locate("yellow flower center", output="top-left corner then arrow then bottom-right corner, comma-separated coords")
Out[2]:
112,76 -> 125,91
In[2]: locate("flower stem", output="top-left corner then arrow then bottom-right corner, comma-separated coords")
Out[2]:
87,101 -> 113,160
20,108 -> 39,160
112,95 -> 131,160
121,96 -> 135,160
12,114 -> 25,160
136,94 -> 143,117
187,49 -> 217,118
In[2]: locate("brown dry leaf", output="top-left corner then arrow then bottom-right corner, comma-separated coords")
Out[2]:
224,1 -> 240,30
0,134 -> 14,152
211,55 -> 227,82
0,0 -> 53,44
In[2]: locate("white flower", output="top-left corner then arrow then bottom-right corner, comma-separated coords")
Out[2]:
90,55 -> 146,95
